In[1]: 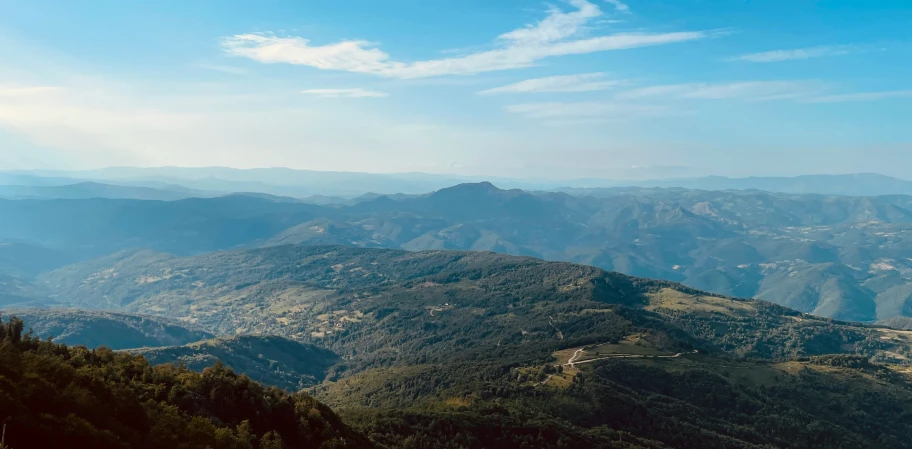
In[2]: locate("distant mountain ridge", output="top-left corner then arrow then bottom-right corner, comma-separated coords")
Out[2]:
8,182 -> 912,321
561,173 -> 912,197
0,308 -> 214,349
7,168 -> 912,197
0,181 -> 217,201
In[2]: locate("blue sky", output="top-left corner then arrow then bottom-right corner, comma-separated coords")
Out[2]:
0,0 -> 910,179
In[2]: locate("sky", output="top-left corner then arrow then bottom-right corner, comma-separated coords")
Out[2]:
0,0 -> 911,180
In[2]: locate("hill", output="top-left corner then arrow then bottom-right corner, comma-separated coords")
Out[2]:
0,196 -> 321,257
39,245 -> 912,366
0,308 -> 213,349
315,351 -> 912,449
9,183 -> 912,320
0,239 -> 77,278
29,244 -> 912,448
12,168 -> 912,197
0,181 -> 215,201
0,272 -> 56,308
0,316 -> 372,449
134,335 -> 339,391
622,173 -> 912,196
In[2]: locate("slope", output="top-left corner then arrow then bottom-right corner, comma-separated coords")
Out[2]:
30,244 -> 912,448
0,317 -> 372,449
0,308 -> 213,349
41,245 -> 912,366
134,335 -> 339,391
10,183 -> 912,320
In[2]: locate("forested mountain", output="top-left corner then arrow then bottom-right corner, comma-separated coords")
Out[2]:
0,196 -> 320,257
0,182 -> 216,201
34,244 -> 912,366
6,183 -> 912,321
134,335 -> 339,391
10,245 -> 912,448
0,317 -> 372,449
1,308 -> 213,349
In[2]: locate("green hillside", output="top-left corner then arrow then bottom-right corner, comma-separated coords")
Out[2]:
135,335 -> 339,391
0,316 -> 371,449
40,245 -> 912,365
0,308 -> 213,349
8,245 -> 912,447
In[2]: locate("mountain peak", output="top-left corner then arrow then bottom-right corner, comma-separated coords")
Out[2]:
437,181 -> 500,193
429,182 -> 514,204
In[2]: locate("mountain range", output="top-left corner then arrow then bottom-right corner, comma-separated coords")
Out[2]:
5,182 -> 912,321
5,244 -> 912,448
7,168 -> 912,198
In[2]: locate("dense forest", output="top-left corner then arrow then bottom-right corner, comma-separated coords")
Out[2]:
4,245 -> 912,448
0,315 -> 370,449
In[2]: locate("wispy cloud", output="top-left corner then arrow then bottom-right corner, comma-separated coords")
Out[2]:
604,0 -> 631,14
222,0 -> 710,79
479,72 -> 625,95
506,101 -> 679,120
300,88 -> 389,98
617,81 -> 826,101
731,45 -> 854,63
806,90 -> 912,103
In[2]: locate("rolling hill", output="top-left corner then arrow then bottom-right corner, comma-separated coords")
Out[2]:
0,181 -> 216,201
8,183 -> 912,320
0,317 -> 372,449
134,335 -> 340,391
0,308 -> 213,349
21,244 -> 912,448
11,168 -> 912,197
38,245 -> 912,366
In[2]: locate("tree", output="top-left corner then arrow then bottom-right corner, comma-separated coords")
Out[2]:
259,431 -> 284,449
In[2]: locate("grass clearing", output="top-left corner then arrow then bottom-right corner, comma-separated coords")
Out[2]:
646,288 -> 756,317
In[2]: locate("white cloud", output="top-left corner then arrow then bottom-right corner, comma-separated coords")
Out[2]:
222,0 -> 708,79
497,0 -> 601,46
505,101 -> 678,120
732,45 -> 854,63
806,90 -> 912,103
604,0 -> 631,14
617,81 -> 826,101
301,88 -> 389,98
479,72 -> 625,94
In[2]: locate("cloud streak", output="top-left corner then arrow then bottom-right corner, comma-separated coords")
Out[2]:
222,0 -> 709,79
732,45 -> 854,63
506,101 -> 679,120
479,73 -> 625,94
805,90 -> 912,103
617,81 -> 826,101
300,88 -> 389,98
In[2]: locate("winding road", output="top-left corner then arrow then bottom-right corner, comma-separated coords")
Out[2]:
539,347 -> 699,385
564,348 -> 699,367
